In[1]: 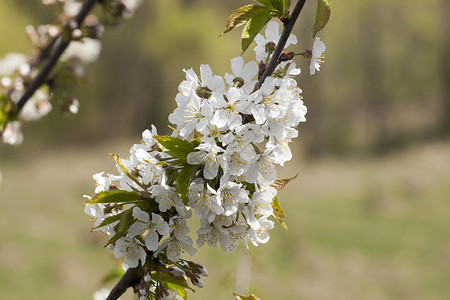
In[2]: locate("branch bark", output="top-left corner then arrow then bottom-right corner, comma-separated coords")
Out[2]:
105,267 -> 139,300
13,0 -> 98,113
254,0 -> 307,90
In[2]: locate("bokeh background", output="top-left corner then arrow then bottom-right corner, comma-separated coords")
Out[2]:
1,0 -> 449,299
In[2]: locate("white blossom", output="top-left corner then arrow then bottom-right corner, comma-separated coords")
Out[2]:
310,37 -> 326,75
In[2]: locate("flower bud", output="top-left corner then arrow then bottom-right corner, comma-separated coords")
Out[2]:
195,263 -> 208,277
195,86 -> 212,99
279,51 -> 294,61
144,271 -> 152,283
72,28 -> 83,40
190,274 -> 203,288
168,266 -> 185,277
232,77 -> 244,88
156,285 -> 170,300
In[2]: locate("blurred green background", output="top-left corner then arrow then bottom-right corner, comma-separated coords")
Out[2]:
0,0 -> 449,299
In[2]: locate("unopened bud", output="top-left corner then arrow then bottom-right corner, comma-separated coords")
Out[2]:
168,266 -> 185,277
156,285 -> 170,300
72,28 -> 82,40
195,263 -> 208,277
233,77 -> 244,88
195,86 -> 212,99
144,272 -> 152,283
279,51 -> 294,61
190,274 -> 203,288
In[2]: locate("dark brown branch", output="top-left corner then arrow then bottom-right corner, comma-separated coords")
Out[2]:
14,0 -> 98,113
254,0 -> 307,90
105,267 -> 139,300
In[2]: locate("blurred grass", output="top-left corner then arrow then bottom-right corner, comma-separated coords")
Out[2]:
1,139 -> 449,299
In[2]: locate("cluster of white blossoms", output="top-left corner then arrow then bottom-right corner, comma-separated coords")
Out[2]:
85,21 -> 325,299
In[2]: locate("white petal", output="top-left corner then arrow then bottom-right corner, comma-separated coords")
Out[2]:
132,207 -> 149,223
230,56 -> 244,76
145,230 -> 160,251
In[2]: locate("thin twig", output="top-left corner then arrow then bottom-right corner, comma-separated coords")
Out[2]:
14,0 -> 98,112
105,267 -> 139,300
254,0 -> 307,90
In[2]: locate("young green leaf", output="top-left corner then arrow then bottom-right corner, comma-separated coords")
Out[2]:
105,208 -> 135,246
160,273 -> 195,292
269,0 -> 285,13
221,4 -> 270,36
253,0 -> 274,10
284,0 -> 291,13
241,10 -> 273,53
312,0 -> 331,37
271,196 -> 288,232
86,189 -> 141,204
94,212 -> 122,229
110,154 -> 146,189
176,164 -> 199,205
154,135 -> 195,160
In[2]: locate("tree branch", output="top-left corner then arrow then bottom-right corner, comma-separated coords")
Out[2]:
13,0 -> 98,113
254,0 -> 307,89
106,267 -> 139,300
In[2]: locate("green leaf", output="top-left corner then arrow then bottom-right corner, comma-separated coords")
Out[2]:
86,190 -> 141,205
271,196 -> 288,232
94,212 -> 122,229
176,165 -> 199,205
189,137 -> 201,148
154,136 -> 195,160
160,273 -> 194,292
253,0 -> 274,10
221,4 -> 270,36
241,10 -> 273,53
106,208 -> 135,246
284,0 -> 291,13
269,0 -> 284,12
110,154 -> 146,189
312,0 -> 331,37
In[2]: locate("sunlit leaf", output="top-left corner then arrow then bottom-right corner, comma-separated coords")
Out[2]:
271,174 -> 298,191
269,0 -> 285,13
86,189 -> 141,204
221,4 -> 270,36
284,0 -> 291,13
233,292 -> 261,300
241,10 -> 273,53
105,208 -> 134,246
154,135 -> 195,160
312,0 -> 331,37
253,0 -> 274,10
110,153 -> 145,188
176,164 -> 199,205
160,273 -> 195,292
94,212 -> 122,229
271,196 -> 288,231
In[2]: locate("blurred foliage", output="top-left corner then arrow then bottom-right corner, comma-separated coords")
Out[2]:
0,0 -> 448,155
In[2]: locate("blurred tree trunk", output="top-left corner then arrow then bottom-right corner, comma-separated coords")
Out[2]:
358,3 -> 391,154
439,0 -> 450,135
